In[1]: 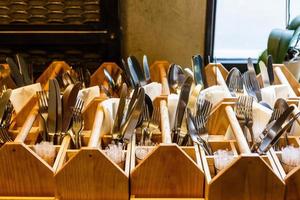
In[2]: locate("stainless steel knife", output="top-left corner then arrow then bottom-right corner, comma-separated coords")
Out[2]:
143,55 -> 151,83
255,106 -> 294,154
48,79 -> 57,133
53,78 -> 62,133
125,86 -> 140,121
247,58 -> 262,101
172,75 -> 193,143
62,82 -> 81,133
112,83 -> 127,139
6,57 -> 25,87
121,87 -> 144,142
267,55 -> 275,85
192,54 -> 204,86
127,57 -> 141,86
16,54 -> 32,85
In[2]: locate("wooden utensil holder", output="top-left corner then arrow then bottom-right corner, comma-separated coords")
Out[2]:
268,136 -> 300,200
55,98 -> 130,200
150,61 -> 170,95
204,63 -> 265,89
36,61 -> 72,90
130,95 -> 204,199
130,141 -> 204,199
90,62 -> 122,98
0,133 -> 71,197
201,100 -> 285,200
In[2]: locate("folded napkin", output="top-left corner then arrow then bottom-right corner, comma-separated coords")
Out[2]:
99,98 -> 119,136
225,101 -> 272,141
143,82 -> 162,101
167,94 -> 179,130
199,85 -> 231,107
261,85 -> 289,107
78,86 -> 100,111
10,83 -> 42,113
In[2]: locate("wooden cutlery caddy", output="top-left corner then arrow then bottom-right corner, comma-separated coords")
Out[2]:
4,58 -> 300,200
130,95 -> 204,199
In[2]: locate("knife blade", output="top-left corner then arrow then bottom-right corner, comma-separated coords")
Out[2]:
247,58 -> 262,101
48,79 -> 57,133
121,58 -> 135,88
267,55 -> 275,85
112,83 -> 127,137
53,78 -> 62,133
6,57 -> 25,87
121,87 -> 144,142
172,75 -> 193,143
143,55 -> 151,83
192,54 -> 204,86
16,54 -> 32,85
125,86 -> 140,121
127,57 -> 141,86
0,89 -> 12,124
256,106 -> 294,154
62,82 -> 81,132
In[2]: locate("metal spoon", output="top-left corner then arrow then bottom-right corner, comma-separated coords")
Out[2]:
167,64 -> 186,94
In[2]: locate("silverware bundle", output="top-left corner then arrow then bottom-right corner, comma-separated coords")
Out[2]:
111,85 -> 144,144
36,79 -> 84,147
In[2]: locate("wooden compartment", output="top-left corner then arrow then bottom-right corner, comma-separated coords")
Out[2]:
55,98 -> 130,200
130,95 -> 204,199
150,61 -> 170,95
269,136 -> 300,200
201,100 -> 285,200
36,61 -> 72,90
273,64 -> 300,97
0,129 -> 70,197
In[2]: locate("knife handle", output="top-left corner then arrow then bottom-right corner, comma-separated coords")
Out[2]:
225,106 -> 251,154
88,104 -> 104,148
15,106 -> 38,143
158,64 -> 170,95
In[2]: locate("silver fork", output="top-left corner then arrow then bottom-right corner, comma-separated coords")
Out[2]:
36,91 -> 49,141
71,98 -> 84,149
244,96 -> 254,145
194,98 -> 213,154
235,96 -> 248,144
144,105 -> 160,145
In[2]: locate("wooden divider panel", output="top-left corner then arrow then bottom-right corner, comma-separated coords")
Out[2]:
207,155 -> 285,200
36,61 -> 72,89
55,148 -> 129,200
90,62 -> 122,86
285,165 -> 300,200
0,143 -> 55,196
150,61 -> 170,95
131,144 -> 204,198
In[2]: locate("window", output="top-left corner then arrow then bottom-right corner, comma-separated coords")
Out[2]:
213,0 -> 300,60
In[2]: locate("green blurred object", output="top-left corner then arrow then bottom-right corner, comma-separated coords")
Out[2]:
288,15 -> 300,30
264,15 -> 300,65
256,49 -> 268,73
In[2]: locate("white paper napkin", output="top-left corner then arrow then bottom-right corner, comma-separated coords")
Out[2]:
167,94 -> 179,130
10,83 -> 42,113
261,85 -> 289,107
99,98 -> 119,136
199,85 -> 231,107
78,86 -> 100,111
143,82 -> 162,101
